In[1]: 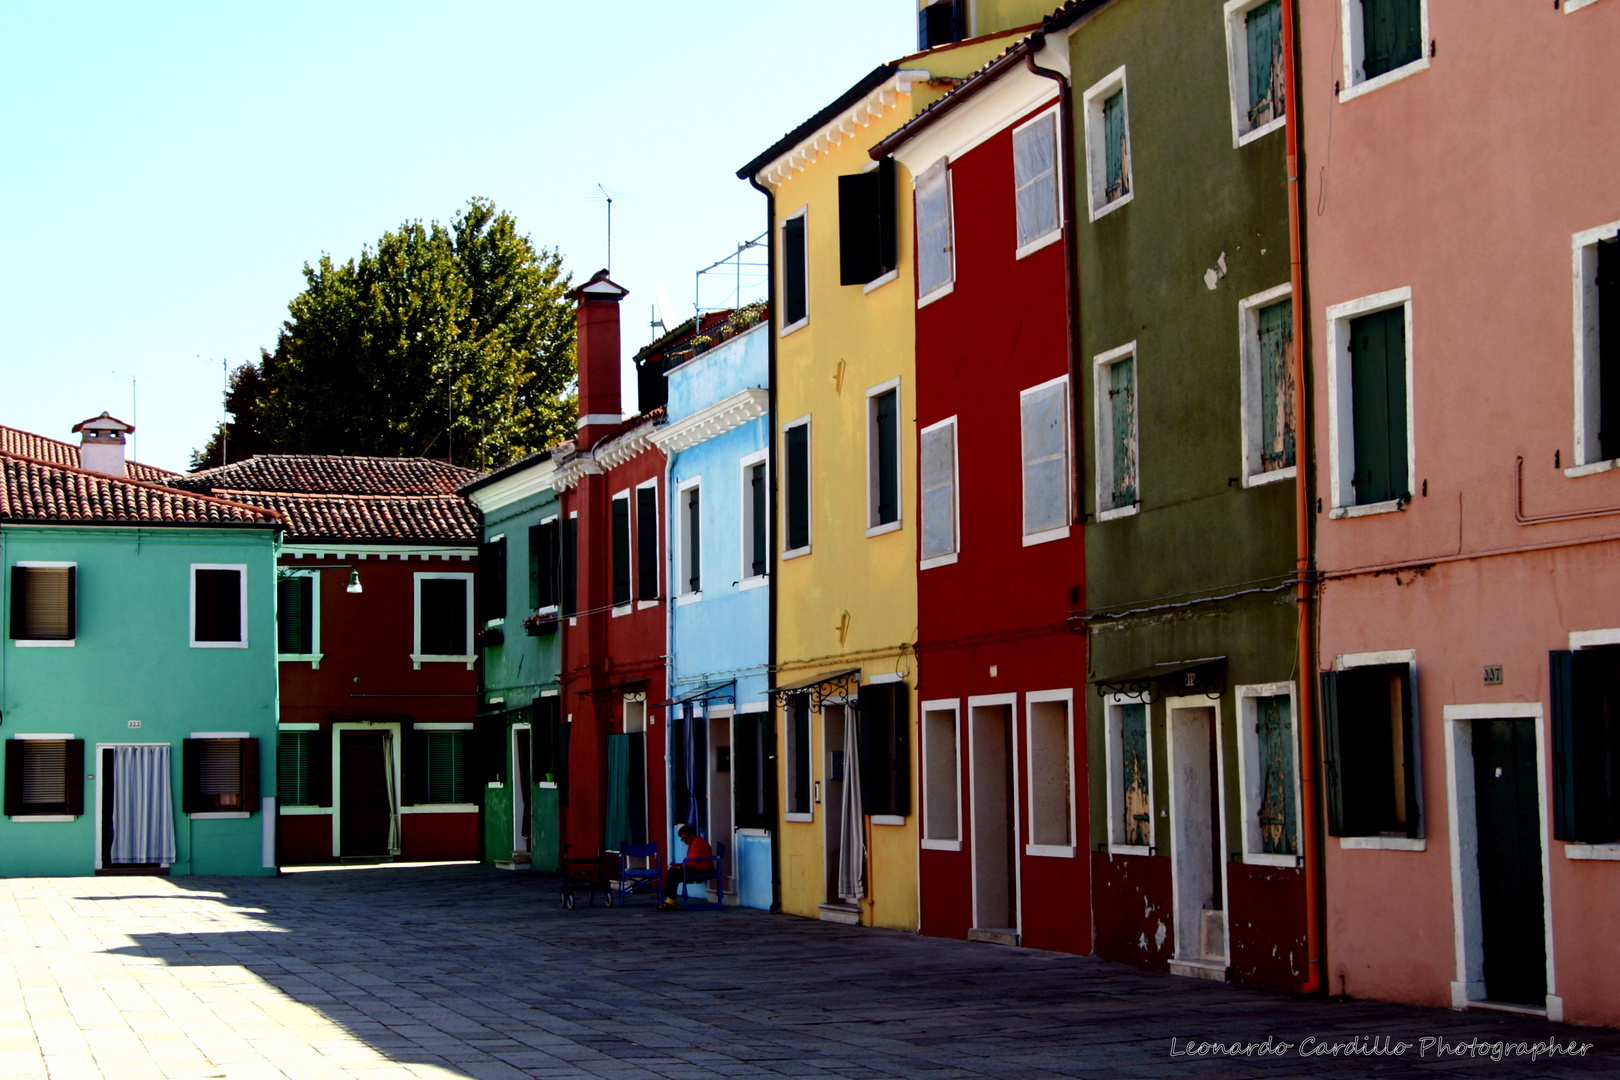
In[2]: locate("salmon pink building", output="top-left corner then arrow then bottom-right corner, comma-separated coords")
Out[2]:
1302,0 -> 1620,1025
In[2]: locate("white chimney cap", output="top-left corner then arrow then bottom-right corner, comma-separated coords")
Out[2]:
72,412 -> 135,436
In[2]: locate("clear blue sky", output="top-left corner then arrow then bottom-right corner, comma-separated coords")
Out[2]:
0,2 -> 915,471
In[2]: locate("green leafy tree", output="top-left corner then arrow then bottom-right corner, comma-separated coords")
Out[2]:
192,198 -> 575,471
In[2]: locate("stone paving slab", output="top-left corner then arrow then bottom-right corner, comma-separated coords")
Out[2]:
0,864 -> 1614,1078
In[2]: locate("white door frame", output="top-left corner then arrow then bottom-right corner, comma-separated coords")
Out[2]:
1164,695 -> 1230,968
330,722 -> 402,858
92,741 -> 171,871
511,722 -> 531,854
967,693 -> 1021,935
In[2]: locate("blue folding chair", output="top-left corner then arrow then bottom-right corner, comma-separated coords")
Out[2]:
612,842 -> 662,906
675,841 -> 726,911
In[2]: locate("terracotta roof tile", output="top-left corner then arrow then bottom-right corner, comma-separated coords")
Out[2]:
173,455 -> 476,496
206,490 -> 480,544
0,424 -> 178,483
0,451 -> 283,527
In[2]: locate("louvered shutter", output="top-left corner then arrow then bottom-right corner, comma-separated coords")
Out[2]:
611,497 -> 631,606
2,740 -> 19,817
891,685 -> 911,816
637,487 -> 659,600
1246,0 -> 1284,127
1103,91 -> 1129,200
1319,671 -> 1347,836
1552,650 -> 1579,841
785,426 -> 810,551
278,732 -> 310,807
276,575 -> 311,654
64,740 -> 84,817
182,738 -> 202,814
561,518 -> 577,616
12,566 -> 74,641
240,738 -> 259,812
1258,301 -> 1296,471
1350,308 -> 1408,505
783,216 -> 807,325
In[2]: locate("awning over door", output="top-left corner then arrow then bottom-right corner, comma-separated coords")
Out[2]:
1090,657 -> 1227,702
769,668 -> 861,711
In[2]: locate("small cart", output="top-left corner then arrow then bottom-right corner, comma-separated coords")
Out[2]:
558,849 -> 613,909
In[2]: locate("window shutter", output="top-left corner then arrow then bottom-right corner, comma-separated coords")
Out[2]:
1258,301 -> 1296,471
1013,113 -> 1060,249
637,487 -> 659,600
3,739 -> 20,817
1023,383 -> 1071,532
277,575 -> 312,654
1551,649 -> 1579,841
8,566 -> 25,641
478,539 -> 507,621
419,579 -> 468,657
750,465 -> 767,577
240,738 -> 259,811
537,519 -> 560,609
920,424 -> 956,561
64,740 -> 84,817
916,159 -> 953,298
561,518 -> 577,616
611,497 -> 631,606
64,567 -> 77,641
891,685 -> 911,816
876,156 -> 897,280
1103,90 -> 1129,200
783,216 -> 807,325
194,568 -> 243,643
1597,239 -> 1620,461
1395,667 -> 1420,839
13,566 -> 74,641
1319,671 -> 1347,836
475,716 -> 507,787
1567,647 -> 1620,843
1349,308 -> 1408,504
278,732 -> 309,807
1362,0 -> 1422,80
873,391 -> 899,527
789,698 -> 811,815
858,683 -> 894,816
785,426 -> 810,551
528,525 -> 542,609
1245,0 -> 1284,127
733,717 -> 761,829
182,738 -> 201,815
839,171 -> 881,286
686,487 -> 701,594
402,728 -> 428,806
310,728 -> 332,807
1108,360 -> 1137,508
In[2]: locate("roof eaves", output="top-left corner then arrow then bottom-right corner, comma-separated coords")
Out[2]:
737,64 -> 900,181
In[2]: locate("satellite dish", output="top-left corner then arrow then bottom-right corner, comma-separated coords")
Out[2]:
652,284 -> 677,337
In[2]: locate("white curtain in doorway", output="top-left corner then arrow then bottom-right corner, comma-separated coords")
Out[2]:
383,735 -> 401,855
838,709 -> 866,902
111,745 -> 176,865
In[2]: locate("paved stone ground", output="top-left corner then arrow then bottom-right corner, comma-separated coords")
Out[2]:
0,864 -> 1614,1080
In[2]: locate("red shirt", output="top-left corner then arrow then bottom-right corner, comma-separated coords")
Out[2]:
681,836 -> 713,865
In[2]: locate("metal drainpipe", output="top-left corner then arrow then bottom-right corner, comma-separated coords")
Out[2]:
749,173 -> 784,914
1281,0 -> 1324,997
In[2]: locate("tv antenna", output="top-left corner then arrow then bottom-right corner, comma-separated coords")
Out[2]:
590,185 -> 627,274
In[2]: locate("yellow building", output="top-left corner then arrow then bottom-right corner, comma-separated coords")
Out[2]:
737,24 -> 1034,930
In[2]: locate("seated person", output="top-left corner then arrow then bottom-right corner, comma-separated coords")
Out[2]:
657,824 -> 715,910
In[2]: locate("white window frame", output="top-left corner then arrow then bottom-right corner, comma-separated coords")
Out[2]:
276,568 -> 323,667
536,513 -> 562,616
1223,0 -> 1289,147
1081,66 -> 1133,222
1564,0 -> 1609,11
1012,106 -> 1064,259
676,477 -> 703,605
11,561 -> 76,648
1238,283 -> 1298,487
1104,693 -> 1154,855
1325,287 -> 1415,518
915,159 -> 956,309
738,450 -> 770,591
781,205 -> 810,337
1234,682 -> 1303,866
411,572 -> 475,669
1024,689 -> 1077,858
11,733 -> 78,822
1020,374 -> 1072,545
1339,0 -> 1430,104
611,488 -> 633,618
189,563 -> 249,649
634,479 -> 661,609
920,698 -> 962,851
866,377 -> 904,537
1571,220 -> 1620,473
782,415 -> 813,560
1092,342 -> 1140,521
1333,648 -> 1425,851
919,416 -> 960,570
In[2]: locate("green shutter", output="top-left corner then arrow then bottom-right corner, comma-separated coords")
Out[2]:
1103,90 -> 1129,201
750,464 -> 767,577
426,730 -> 465,804
686,487 -> 701,594
1350,307 -> 1409,505
1246,0 -> 1285,127
637,487 -> 659,600
786,426 -> 810,551
528,524 -> 543,609
1551,650 -> 1578,841
1121,703 -> 1150,846
1319,671 -> 1347,836
1110,357 -> 1138,506
278,732 -> 311,807
276,575 -> 312,655
611,497 -> 631,607
1257,695 -> 1297,855
561,517 -> 577,616
1362,0 -> 1423,80
1259,300 -> 1296,471
783,216 -> 807,325
478,539 -> 506,621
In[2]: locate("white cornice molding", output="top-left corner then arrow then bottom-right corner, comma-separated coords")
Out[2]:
760,69 -> 932,188
650,388 -> 769,455
552,421 -> 662,492
467,459 -> 559,513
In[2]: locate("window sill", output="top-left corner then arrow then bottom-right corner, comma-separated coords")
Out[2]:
536,605 -> 560,616
10,814 -> 74,823
866,520 -> 902,539
485,617 -> 505,628
1089,191 -> 1133,223
1330,498 -> 1406,519
611,604 -> 633,619
676,592 -> 703,607
1338,835 -> 1425,852
780,317 -> 809,339
1565,843 -> 1620,861
1107,844 -> 1153,857
1025,843 -> 1076,858
1339,57 -> 1429,104
278,653 -> 324,669
14,639 -> 75,648
1022,525 -> 1070,547
191,641 -> 249,650
637,599 -> 661,610
1566,458 -> 1620,478
870,814 -> 906,826
917,282 -> 955,310
785,812 -> 814,823
738,576 -> 769,592
782,546 -> 811,561
190,811 -> 251,820
278,722 -> 320,732
1096,504 -> 1139,523
919,552 -> 958,571
279,805 -> 332,816
1241,852 -> 1303,868
862,269 -> 899,295
1235,115 -> 1286,149
1244,466 -> 1296,489
921,838 -> 962,851
1015,229 -> 1064,261
401,803 -> 478,815
411,654 -> 477,670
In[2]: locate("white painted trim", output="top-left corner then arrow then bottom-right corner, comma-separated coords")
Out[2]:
649,388 -> 769,454
281,544 -> 476,560
675,475 -> 702,600
675,592 -> 703,607
1330,498 -> 1404,519
1571,627 -> 1620,649
465,460 -> 558,513
866,521 -> 902,539
1572,221 -> 1620,466
917,281 -> 955,310
753,69 -> 932,188
782,413 -> 813,558
189,731 -> 250,739
189,563 -> 249,648
1338,0 -> 1431,104
191,811 -> 250,820
577,413 -> 625,429
889,62 -> 1064,174
1238,283 -> 1296,485
1022,525 -> 1070,547
1096,505 -> 1140,523
920,698 -> 962,845
914,160 -> 956,306
413,722 -> 474,731
279,722 -> 320,731
1565,459 -> 1619,478
1164,695 -> 1230,967
12,733 -> 75,740
781,203 -> 810,335
279,805 -> 331,816
1012,105 -> 1064,257
737,700 -> 768,714
1024,844 -> 1076,858
919,553 -> 959,570
871,814 -> 906,826
1024,688 -> 1077,851
918,415 -> 960,567
1104,692 -> 1155,854
1015,229 -> 1065,261
1564,0 -> 1609,10
328,722 -> 401,859
738,448 -> 770,587
1093,342 -> 1139,518
276,567 -> 321,664
967,692 -> 1022,937
863,268 -> 899,295
1565,843 -> 1620,860
1234,682 -> 1304,862
1335,648 -> 1417,670
1081,66 -> 1133,222
785,812 -> 814,823
868,672 -> 905,685
11,815 -> 73,823
1326,287 -> 1415,512
1339,835 -> 1426,851
9,561 -> 78,645
15,640 -> 74,648
1223,0 -> 1289,148
401,803 -> 478,815
412,571 -> 474,669
921,838 -> 962,852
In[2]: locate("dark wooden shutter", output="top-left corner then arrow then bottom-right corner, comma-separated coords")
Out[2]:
783,216 -> 807,325
918,0 -> 961,48
838,164 -> 899,287
1319,671 -> 1347,836
402,728 -> 428,806
859,683 -> 893,816
194,568 -> 243,643
1563,647 -> 1620,843
527,525 -> 543,609
1598,239 -> 1620,461
875,156 -> 897,281
479,539 -> 506,621
476,716 -> 507,786
750,465 -> 767,577
875,390 -> 899,525
561,517 -> 577,616
734,716 -> 762,829
786,426 -> 810,551
240,738 -> 259,811
1362,0 -> 1422,80
789,698 -> 810,815
8,566 -> 25,641
182,738 -> 201,815
637,487 -> 659,600
2,739 -> 19,817
310,728 -> 332,807
64,567 -> 77,642
1349,307 -> 1409,505
65,739 -> 84,817
686,487 -> 702,593
891,685 -> 911,816
611,497 -> 631,606
1396,666 -> 1421,839
1552,650 -> 1579,841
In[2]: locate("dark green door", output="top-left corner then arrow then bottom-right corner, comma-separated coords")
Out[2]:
1472,719 -> 1547,1007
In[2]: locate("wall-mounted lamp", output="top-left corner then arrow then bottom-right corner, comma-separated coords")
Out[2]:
347,569 -> 363,594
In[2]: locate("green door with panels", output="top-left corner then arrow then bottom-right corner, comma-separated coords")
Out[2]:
1472,718 -> 1547,1007
1349,307 -> 1409,506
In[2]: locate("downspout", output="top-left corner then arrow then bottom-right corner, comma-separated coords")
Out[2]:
749,173 -> 784,914
1281,0 -> 1324,997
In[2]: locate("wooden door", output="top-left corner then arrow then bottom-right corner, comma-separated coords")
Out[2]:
340,732 -> 390,856
1473,719 -> 1547,1007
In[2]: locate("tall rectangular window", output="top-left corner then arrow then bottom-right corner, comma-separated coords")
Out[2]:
191,565 -> 246,647
1238,688 -> 1300,860
744,460 -> 768,580
919,418 -> 958,565
915,159 -> 954,301
278,731 -> 313,807
1020,378 -> 1070,539
478,537 -> 506,621
636,485 -> 659,601
784,420 -> 811,555
1095,346 -> 1139,517
425,731 -> 467,804
733,714 -> 774,830
783,211 -> 808,329
4,738 -> 84,817
561,515 -> 577,616
1013,111 -> 1060,252
858,682 -> 910,818
9,564 -> 76,643
611,494 -> 631,608
1225,0 -> 1286,144
416,575 -> 472,658
838,158 -> 897,287
1106,700 -> 1152,849
1575,226 -> 1620,467
1026,694 -> 1074,851
1103,93 -> 1129,201
786,697 -> 811,817
680,484 -> 701,596
1349,307 -> 1410,505
530,517 -> 560,610
868,384 -> 900,532
1240,286 -> 1297,484
1551,646 -> 1620,843
1083,69 -> 1132,219
1320,662 -> 1420,838
276,572 -> 315,656
921,703 -> 960,843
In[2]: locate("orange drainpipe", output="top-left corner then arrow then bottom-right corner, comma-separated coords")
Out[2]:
1282,0 -> 1323,997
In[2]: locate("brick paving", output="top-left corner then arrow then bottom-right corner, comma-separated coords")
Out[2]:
0,864 -> 1613,1079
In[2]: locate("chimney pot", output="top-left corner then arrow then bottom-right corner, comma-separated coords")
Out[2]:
71,411 -> 134,478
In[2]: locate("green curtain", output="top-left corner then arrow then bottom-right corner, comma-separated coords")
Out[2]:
605,733 -> 630,852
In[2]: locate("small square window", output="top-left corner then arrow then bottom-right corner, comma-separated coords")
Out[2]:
1340,0 -> 1429,101
1321,661 -> 1420,839
183,737 -> 259,815
191,565 -> 246,648
415,574 -> 473,660
9,564 -> 76,644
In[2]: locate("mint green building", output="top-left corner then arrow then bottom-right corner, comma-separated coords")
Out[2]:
1,444 -> 283,877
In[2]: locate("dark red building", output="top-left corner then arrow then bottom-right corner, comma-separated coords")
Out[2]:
554,272 -> 669,867
879,58 -> 1090,953
173,455 -> 484,863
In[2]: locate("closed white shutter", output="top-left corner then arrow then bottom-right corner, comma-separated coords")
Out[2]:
21,740 -> 67,806
1013,113 -> 1060,249
920,423 -> 957,561
916,159 -> 953,298
1021,381 -> 1070,535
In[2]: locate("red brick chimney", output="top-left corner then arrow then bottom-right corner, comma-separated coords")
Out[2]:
568,269 -> 629,450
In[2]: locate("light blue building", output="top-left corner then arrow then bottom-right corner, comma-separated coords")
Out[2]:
646,310 -> 773,909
